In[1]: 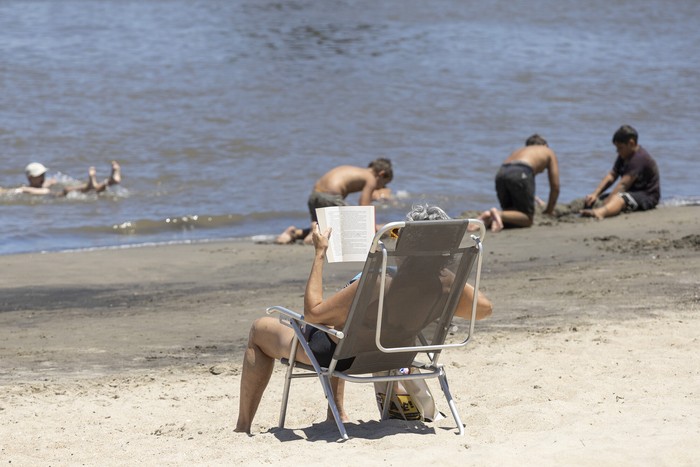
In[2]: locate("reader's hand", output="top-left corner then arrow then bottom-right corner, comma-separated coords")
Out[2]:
310,222 -> 331,252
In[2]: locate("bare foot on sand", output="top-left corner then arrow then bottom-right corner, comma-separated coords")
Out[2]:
476,208 -> 504,232
490,207 -> 504,232
108,161 -> 121,185
275,226 -> 302,244
326,408 -> 351,424
471,210 -> 493,232
580,208 -> 604,219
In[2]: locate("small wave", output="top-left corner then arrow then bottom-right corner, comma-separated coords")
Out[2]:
660,196 -> 700,207
104,213 -> 246,236
0,183 -> 129,204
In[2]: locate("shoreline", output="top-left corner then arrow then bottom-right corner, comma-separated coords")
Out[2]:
1,198 -> 698,258
1,205 -> 698,464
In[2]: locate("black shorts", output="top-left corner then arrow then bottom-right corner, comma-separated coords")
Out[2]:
495,162 -> 536,219
620,191 -> 658,212
307,327 -> 354,372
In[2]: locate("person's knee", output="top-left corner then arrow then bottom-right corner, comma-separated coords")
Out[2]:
249,316 -> 272,343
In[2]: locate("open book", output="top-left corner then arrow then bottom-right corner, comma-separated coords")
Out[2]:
315,206 -> 375,263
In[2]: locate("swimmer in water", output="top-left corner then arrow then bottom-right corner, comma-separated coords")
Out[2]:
2,161 -> 122,196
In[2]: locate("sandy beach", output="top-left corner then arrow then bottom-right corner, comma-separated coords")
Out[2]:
1,205 -> 698,465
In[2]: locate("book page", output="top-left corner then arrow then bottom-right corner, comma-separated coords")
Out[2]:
315,206 -> 375,262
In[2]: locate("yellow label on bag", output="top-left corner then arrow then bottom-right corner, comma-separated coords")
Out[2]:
376,392 -> 422,421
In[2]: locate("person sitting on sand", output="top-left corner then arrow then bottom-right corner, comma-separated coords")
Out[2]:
478,134 -> 560,232
3,161 -> 122,196
235,204 -> 493,434
580,125 -> 660,219
276,158 -> 394,244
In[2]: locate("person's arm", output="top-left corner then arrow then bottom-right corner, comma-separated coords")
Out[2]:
15,186 -> 51,195
358,173 -> 378,206
454,284 -> 493,321
372,187 -> 393,202
609,173 -> 636,197
303,223 -> 358,327
584,171 -> 616,207
543,153 -> 560,215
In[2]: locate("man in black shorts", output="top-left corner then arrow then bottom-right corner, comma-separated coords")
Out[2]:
581,125 -> 660,219
479,134 -> 560,231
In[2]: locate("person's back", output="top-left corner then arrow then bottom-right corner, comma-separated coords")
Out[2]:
313,158 -> 392,206
480,134 -> 560,231
313,165 -> 376,199
503,144 -> 557,176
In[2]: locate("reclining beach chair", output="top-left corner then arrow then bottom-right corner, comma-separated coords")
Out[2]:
267,218 -> 485,440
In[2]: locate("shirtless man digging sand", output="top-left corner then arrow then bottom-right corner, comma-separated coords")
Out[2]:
276,158 -> 393,244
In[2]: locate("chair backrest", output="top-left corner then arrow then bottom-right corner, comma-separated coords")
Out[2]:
332,219 -> 482,375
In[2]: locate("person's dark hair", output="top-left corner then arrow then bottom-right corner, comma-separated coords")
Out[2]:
405,204 -> 450,221
525,134 -> 548,146
369,158 -> 393,182
612,125 -> 638,144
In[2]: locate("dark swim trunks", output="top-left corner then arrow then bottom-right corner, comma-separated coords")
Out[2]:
620,191 -> 657,211
307,191 -> 348,222
495,162 -> 536,219
307,327 -> 354,371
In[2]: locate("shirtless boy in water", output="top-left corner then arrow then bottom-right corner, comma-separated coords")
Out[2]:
4,160 -> 122,196
479,134 -> 560,232
276,158 -> 393,244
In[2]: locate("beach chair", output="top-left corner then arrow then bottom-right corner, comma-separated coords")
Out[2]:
267,218 -> 485,440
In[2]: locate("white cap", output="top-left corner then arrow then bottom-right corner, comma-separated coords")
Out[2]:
25,162 -> 48,178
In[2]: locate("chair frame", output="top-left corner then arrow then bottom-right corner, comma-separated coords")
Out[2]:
267,219 -> 485,440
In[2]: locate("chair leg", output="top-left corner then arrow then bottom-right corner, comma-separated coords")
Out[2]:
318,375 -> 349,440
438,371 -> 465,436
278,336 -> 299,428
380,379 -> 394,421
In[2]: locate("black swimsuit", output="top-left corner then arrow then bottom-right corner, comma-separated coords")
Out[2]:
307,327 -> 354,371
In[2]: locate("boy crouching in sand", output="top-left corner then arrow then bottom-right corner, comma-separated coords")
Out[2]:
276,158 -> 393,244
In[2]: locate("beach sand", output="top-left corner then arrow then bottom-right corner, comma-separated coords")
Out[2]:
1,206 -> 698,465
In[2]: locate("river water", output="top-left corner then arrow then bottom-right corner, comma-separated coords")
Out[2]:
1,0 -> 698,255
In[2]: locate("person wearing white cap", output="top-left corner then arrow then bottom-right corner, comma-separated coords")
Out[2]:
2,161 -> 121,196
15,162 -> 57,195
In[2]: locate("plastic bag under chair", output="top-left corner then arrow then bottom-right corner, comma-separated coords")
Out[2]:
373,370 -> 443,422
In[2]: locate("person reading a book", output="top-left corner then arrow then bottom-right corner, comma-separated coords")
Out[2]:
235,204 -> 493,434
275,158 -> 394,244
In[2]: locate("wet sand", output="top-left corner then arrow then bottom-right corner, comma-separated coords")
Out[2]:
1,206 -> 698,465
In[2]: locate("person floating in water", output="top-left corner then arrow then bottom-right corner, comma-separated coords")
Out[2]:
2,161 -> 122,196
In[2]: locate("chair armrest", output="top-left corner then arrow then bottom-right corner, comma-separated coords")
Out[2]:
266,306 -> 345,340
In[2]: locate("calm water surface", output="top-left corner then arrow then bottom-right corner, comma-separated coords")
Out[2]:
1,0 -> 698,255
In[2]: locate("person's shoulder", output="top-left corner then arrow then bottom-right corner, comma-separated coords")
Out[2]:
633,146 -> 656,162
637,146 -> 654,157
327,164 -> 360,174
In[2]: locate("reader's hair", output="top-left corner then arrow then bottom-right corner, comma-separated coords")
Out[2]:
405,204 -> 450,222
